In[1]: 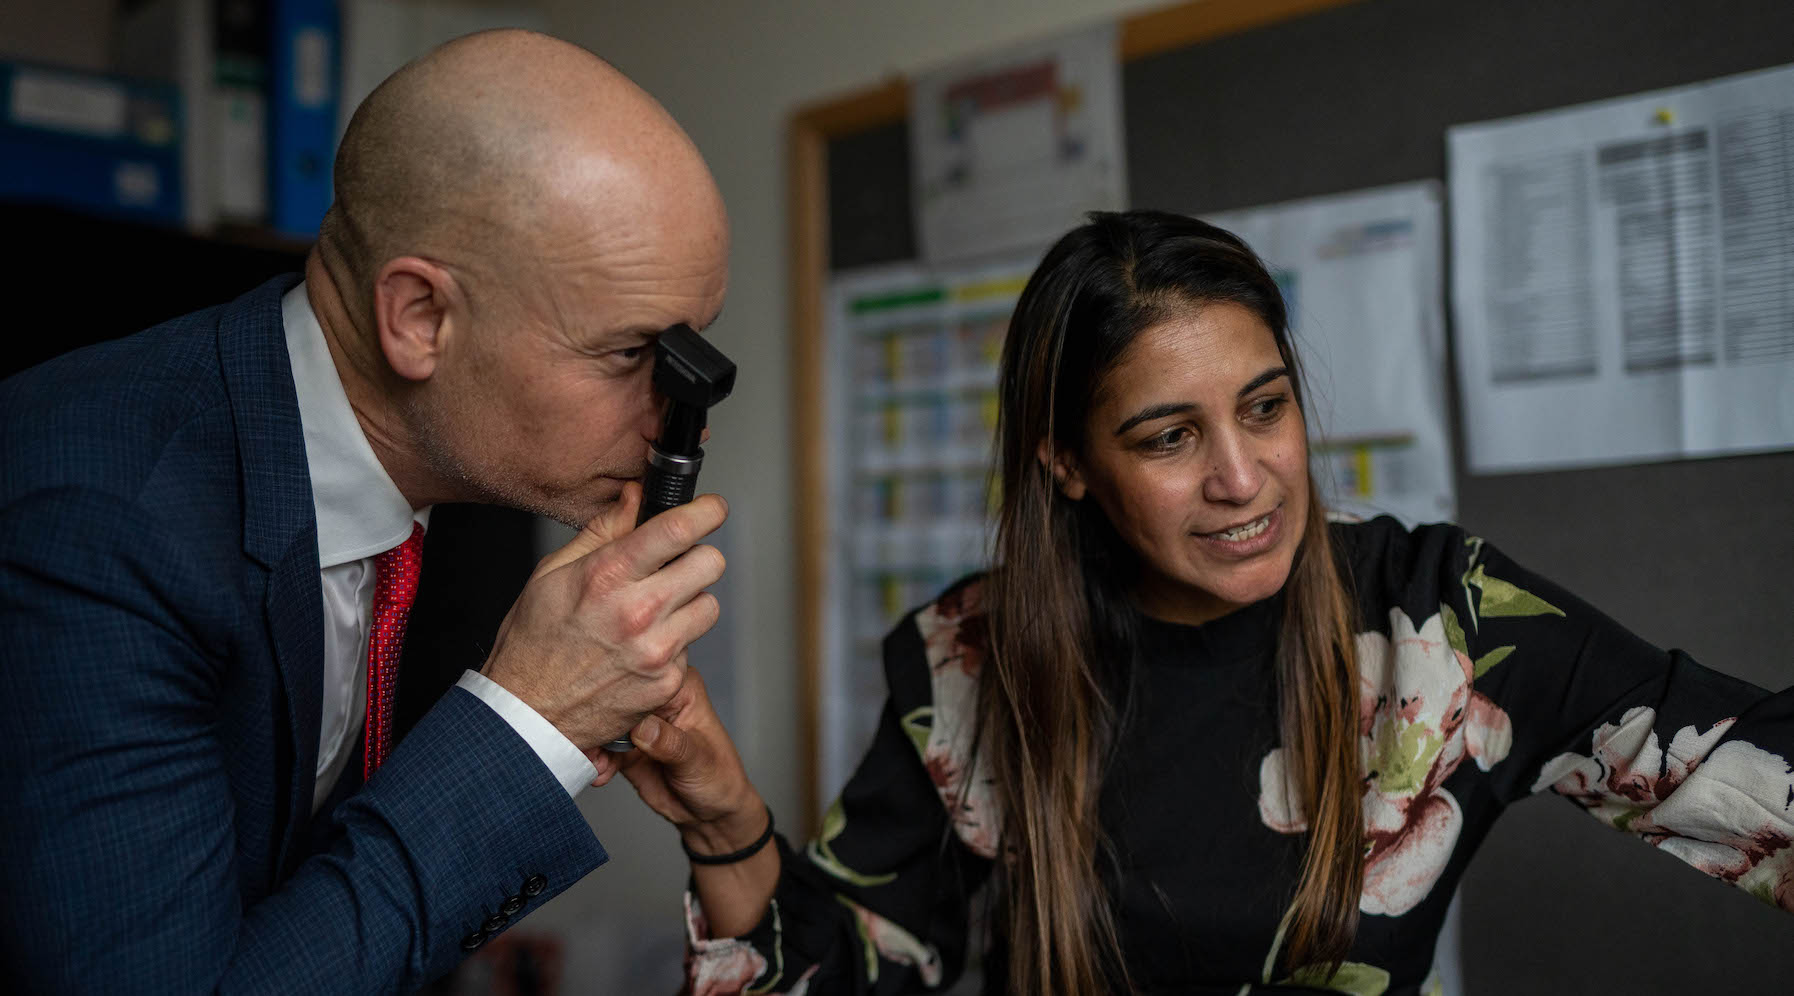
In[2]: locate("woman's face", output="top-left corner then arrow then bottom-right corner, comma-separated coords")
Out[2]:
1055,300 -> 1310,625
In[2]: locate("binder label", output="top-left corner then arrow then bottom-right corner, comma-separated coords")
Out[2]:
294,29 -> 332,109
10,70 -> 127,139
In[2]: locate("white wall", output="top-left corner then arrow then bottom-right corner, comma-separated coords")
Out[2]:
524,1 -> 1171,990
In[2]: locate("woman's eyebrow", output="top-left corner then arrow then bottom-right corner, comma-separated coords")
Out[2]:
1113,366 -> 1291,436
1237,366 -> 1290,398
1115,402 -> 1195,436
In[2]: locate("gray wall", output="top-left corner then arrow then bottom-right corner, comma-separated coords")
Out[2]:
830,0 -> 1794,991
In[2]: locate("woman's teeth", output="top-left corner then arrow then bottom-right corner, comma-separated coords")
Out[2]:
1212,514 -> 1270,542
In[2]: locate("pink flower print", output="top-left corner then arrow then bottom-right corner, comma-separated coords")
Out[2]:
683,893 -> 770,996
923,749 -> 960,792
932,579 -> 982,622
1463,694 -> 1513,772
1531,707 -> 1730,816
1535,710 -> 1794,911
913,581 -> 1003,858
1259,609 -> 1515,917
918,581 -> 986,678
919,739 -> 999,857
843,897 -> 945,987
687,943 -> 770,996
1360,788 -> 1461,917
1256,748 -> 1305,834
1356,609 -> 1513,915
682,894 -> 819,995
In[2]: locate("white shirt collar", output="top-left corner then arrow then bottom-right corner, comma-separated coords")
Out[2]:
282,282 -> 431,568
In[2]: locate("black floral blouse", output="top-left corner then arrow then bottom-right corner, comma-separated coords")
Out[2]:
682,518 -> 1794,995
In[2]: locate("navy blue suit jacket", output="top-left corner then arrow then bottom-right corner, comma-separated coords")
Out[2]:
0,277 -> 608,992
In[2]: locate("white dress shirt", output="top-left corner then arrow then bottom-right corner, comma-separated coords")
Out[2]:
282,284 -> 596,813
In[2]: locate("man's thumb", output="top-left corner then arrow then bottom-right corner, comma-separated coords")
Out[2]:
536,482 -> 642,577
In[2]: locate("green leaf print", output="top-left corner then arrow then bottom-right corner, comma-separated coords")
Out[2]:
1450,544 -> 1540,675
1440,604 -> 1470,658
806,799 -> 898,887
836,895 -> 881,983
744,900 -> 787,995
900,706 -> 933,759
1370,717 -> 1444,796
1458,536 -> 1488,631
1261,903 -> 1296,982
1748,877 -> 1780,907
1472,645 -> 1515,679
1466,564 -> 1564,620
1611,806 -> 1648,833
1259,904 -> 1391,995
1284,961 -> 1392,996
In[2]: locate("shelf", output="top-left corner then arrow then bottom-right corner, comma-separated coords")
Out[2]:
3,201 -> 311,380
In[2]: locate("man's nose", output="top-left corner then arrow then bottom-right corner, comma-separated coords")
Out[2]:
639,389 -> 668,439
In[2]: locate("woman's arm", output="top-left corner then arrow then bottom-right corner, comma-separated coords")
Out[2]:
616,670 -> 781,937
609,596 -> 996,994
1423,524 -> 1794,910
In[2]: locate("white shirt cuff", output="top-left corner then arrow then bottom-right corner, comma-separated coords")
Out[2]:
456,670 -> 598,797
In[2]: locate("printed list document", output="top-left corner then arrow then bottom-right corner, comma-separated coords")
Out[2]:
1449,63 -> 1794,473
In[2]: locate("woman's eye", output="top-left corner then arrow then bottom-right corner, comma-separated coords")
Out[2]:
1246,396 -> 1287,422
1143,427 -> 1189,451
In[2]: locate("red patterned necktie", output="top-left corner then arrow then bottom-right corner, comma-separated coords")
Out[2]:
365,521 -> 425,780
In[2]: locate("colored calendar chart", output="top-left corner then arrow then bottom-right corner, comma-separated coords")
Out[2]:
821,259 -> 1033,777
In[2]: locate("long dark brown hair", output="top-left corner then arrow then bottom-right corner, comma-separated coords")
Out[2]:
980,210 -> 1362,992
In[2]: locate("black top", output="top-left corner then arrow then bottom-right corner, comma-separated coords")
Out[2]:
681,518 -> 1794,994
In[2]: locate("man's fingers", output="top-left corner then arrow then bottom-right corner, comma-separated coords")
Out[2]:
661,591 -> 722,658
588,751 -> 621,787
612,494 -> 728,581
637,543 -> 726,619
537,482 -> 644,577
665,665 -> 711,715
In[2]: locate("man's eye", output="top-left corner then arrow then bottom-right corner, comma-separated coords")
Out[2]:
617,346 -> 647,361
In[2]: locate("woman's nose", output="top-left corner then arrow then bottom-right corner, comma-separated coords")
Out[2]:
1202,428 -> 1265,504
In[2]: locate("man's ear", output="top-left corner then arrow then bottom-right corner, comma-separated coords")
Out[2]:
1035,440 -> 1087,500
372,256 -> 457,382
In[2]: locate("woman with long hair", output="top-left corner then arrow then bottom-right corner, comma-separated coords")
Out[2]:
602,210 -> 1794,995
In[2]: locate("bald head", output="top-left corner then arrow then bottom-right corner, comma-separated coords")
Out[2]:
304,30 -> 730,522
320,29 -> 727,312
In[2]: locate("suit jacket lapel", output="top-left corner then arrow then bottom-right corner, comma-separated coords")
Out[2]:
216,274 -> 325,871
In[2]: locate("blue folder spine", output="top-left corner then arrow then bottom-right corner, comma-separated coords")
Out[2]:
0,62 -> 185,226
268,0 -> 340,239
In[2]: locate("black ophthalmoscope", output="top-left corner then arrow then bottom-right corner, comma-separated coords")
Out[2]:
633,324 -> 736,526
604,324 -> 736,753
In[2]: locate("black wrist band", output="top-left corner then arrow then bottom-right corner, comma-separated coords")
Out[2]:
682,805 -> 775,866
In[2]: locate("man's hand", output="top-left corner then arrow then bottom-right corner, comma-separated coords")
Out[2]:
480,483 -> 727,751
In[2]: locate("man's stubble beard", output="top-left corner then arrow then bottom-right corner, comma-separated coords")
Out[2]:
402,390 -> 609,529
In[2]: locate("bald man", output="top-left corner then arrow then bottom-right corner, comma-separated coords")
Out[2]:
0,30 -> 762,992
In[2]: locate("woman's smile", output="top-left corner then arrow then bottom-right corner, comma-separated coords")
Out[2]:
1192,503 -> 1283,558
